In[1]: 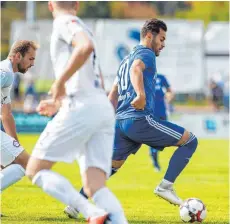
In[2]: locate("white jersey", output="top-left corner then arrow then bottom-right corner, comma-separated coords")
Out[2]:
0,59 -> 14,105
50,15 -> 104,97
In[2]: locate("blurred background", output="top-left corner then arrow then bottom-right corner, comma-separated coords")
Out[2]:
0,1 -> 229,138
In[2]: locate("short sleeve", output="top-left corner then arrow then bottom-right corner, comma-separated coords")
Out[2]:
59,19 -> 84,45
1,87 -> 11,105
1,70 -> 14,88
134,49 -> 155,70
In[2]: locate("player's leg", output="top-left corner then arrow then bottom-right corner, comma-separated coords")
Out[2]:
74,119 -> 141,198
25,109 -> 109,222
0,131 -> 29,192
145,116 -> 197,205
26,157 -> 107,221
149,147 -> 161,171
65,118 -> 139,222
78,120 -> 129,224
126,115 -> 198,205
148,116 -> 167,172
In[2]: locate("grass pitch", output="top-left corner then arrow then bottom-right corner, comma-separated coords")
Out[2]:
1,135 -> 229,224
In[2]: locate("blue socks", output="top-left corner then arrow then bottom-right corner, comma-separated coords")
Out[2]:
150,147 -> 160,170
164,133 -> 198,183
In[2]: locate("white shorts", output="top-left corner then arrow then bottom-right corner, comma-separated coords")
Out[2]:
0,131 -> 24,167
32,94 -> 115,178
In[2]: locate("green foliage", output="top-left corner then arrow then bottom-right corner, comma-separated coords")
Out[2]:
1,135 -> 229,224
176,1 -> 229,25
78,1 -> 111,18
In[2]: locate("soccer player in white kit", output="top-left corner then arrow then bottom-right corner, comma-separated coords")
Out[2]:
0,40 -> 38,193
26,2 -> 128,224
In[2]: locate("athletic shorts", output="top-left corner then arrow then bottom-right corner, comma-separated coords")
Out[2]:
32,94 -> 115,178
113,115 -> 185,160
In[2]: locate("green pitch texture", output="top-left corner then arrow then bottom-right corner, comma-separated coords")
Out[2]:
1,135 -> 229,224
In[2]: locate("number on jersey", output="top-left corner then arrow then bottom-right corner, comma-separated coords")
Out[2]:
118,59 -> 129,93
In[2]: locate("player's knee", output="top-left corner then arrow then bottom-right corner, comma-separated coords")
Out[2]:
183,132 -> 198,153
112,160 -> 125,170
177,130 -> 190,146
14,150 -> 30,169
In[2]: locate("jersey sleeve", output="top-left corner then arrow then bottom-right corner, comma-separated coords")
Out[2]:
59,19 -> 84,45
1,70 -> 14,88
1,87 -> 11,105
162,75 -> 170,88
134,49 -> 155,70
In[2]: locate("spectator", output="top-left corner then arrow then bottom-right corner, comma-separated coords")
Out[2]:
210,80 -> 224,112
23,80 -> 38,114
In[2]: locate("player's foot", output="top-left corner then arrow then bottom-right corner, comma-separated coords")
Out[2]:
87,213 -> 110,224
64,205 -> 79,219
154,166 -> 161,172
154,185 -> 183,206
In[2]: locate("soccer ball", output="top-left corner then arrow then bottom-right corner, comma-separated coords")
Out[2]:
179,198 -> 207,223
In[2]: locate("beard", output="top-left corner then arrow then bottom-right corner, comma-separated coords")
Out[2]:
17,63 -> 27,74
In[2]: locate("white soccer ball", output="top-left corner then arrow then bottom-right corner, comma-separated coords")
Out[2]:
179,198 -> 207,223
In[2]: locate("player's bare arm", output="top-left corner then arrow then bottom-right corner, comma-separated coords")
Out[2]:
1,103 -> 19,141
50,32 -> 94,101
108,83 -> 118,110
99,66 -> 105,90
165,87 -> 174,103
130,59 -> 146,110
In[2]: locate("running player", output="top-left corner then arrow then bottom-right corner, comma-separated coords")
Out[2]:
25,2 -> 128,224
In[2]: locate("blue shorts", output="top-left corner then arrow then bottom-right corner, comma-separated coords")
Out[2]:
113,115 -> 185,160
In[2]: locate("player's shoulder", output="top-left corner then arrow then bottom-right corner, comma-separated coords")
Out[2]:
54,15 -> 84,29
1,71 -> 14,89
133,45 -> 155,57
0,59 -> 13,72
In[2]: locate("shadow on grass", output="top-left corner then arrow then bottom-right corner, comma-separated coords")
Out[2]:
1,216 -> 85,223
129,220 -> 229,224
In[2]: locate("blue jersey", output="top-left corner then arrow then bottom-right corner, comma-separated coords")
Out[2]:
154,74 -> 170,119
116,45 -> 157,119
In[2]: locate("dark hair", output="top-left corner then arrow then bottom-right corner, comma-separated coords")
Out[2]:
141,19 -> 167,38
8,40 -> 39,57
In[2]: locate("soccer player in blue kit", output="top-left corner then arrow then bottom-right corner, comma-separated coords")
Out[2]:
149,74 -> 174,172
65,18 -> 199,219
108,18 -> 198,206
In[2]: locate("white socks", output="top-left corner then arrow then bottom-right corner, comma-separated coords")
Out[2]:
92,187 -> 128,224
159,179 -> 173,189
32,169 -> 106,219
0,164 -> 25,192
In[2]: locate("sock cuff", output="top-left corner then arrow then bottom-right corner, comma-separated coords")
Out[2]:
92,187 -> 108,201
162,179 -> 173,185
181,133 -> 197,146
32,169 -> 49,185
13,164 -> 25,174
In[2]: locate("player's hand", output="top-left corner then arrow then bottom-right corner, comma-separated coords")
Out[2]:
36,99 -> 59,117
49,80 -> 66,102
131,94 -> 146,110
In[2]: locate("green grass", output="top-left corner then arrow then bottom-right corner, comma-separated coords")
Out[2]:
1,135 -> 229,224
